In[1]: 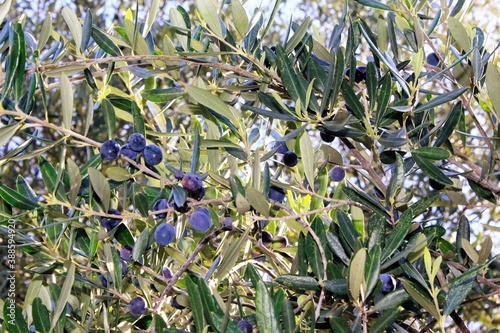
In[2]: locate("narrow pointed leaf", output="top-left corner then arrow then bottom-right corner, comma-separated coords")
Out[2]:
381,208 -> 413,262
62,7 -> 82,51
39,156 -> 68,202
3,301 -> 29,333
326,232 -> 350,266
186,275 -> 205,332
16,175 -> 38,204
329,317 -> 351,333
337,210 -> 361,253
412,147 -> 451,160
256,280 -> 280,333
88,167 -> 110,212
341,80 -> 365,119
412,154 -> 453,185
402,280 -> 441,319
368,215 -> 386,252
282,299 -> 296,333
467,179 -> 496,203
275,275 -> 319,291
142,88 -> 186,103
386,153 -> 404,207
305,231 -> 324,279
365,245 -> 381,297
50,263 -> 75,332
371,289 -> 411,312
32,297 -> 50,333
414,87 -> 468,113
354,0 -> 392,10
370,307 -> 400,333
349,248 -> 367,301
342,187 -> 386,216
444,263 -> 488,315
0,185 -> 38,210
101,99 -> 116,139
92,27 -> 122,56
195,0 -> 223,38
433,101 -> 462,147
300,132 -> 315,192
127,102 -> 144,137
81,10 -> 93,51
409,192 -> 440,216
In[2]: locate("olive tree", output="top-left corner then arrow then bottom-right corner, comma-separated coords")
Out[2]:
1,0 -> 500,332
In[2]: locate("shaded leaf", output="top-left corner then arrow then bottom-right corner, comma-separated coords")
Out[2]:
66,158 -> 82,204
282,299 -> 295,333
132,228 -> 150,261
337,210 -> 361,254
402,280 -> 441,319
323,279 -> 348,295
81,9 -> 93,52
371,289 -> 411,312
467,179 -> 496,204
365,245 -> 381,298
375,74 -> 392,127
370,307 -> 400,333
275,45 -> 318,112
131,101 -> 145,136
305,220 -> 325,279
329,317 -> 351,333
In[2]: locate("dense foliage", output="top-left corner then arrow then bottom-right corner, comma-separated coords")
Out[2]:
1,0 -> 500,332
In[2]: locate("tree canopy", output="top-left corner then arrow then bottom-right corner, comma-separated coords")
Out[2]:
1,0 -> 500,332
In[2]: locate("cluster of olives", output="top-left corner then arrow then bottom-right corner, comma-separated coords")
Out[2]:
151,172 -> 213,246
100,133 -> 163,166
271,141 -> 298,167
